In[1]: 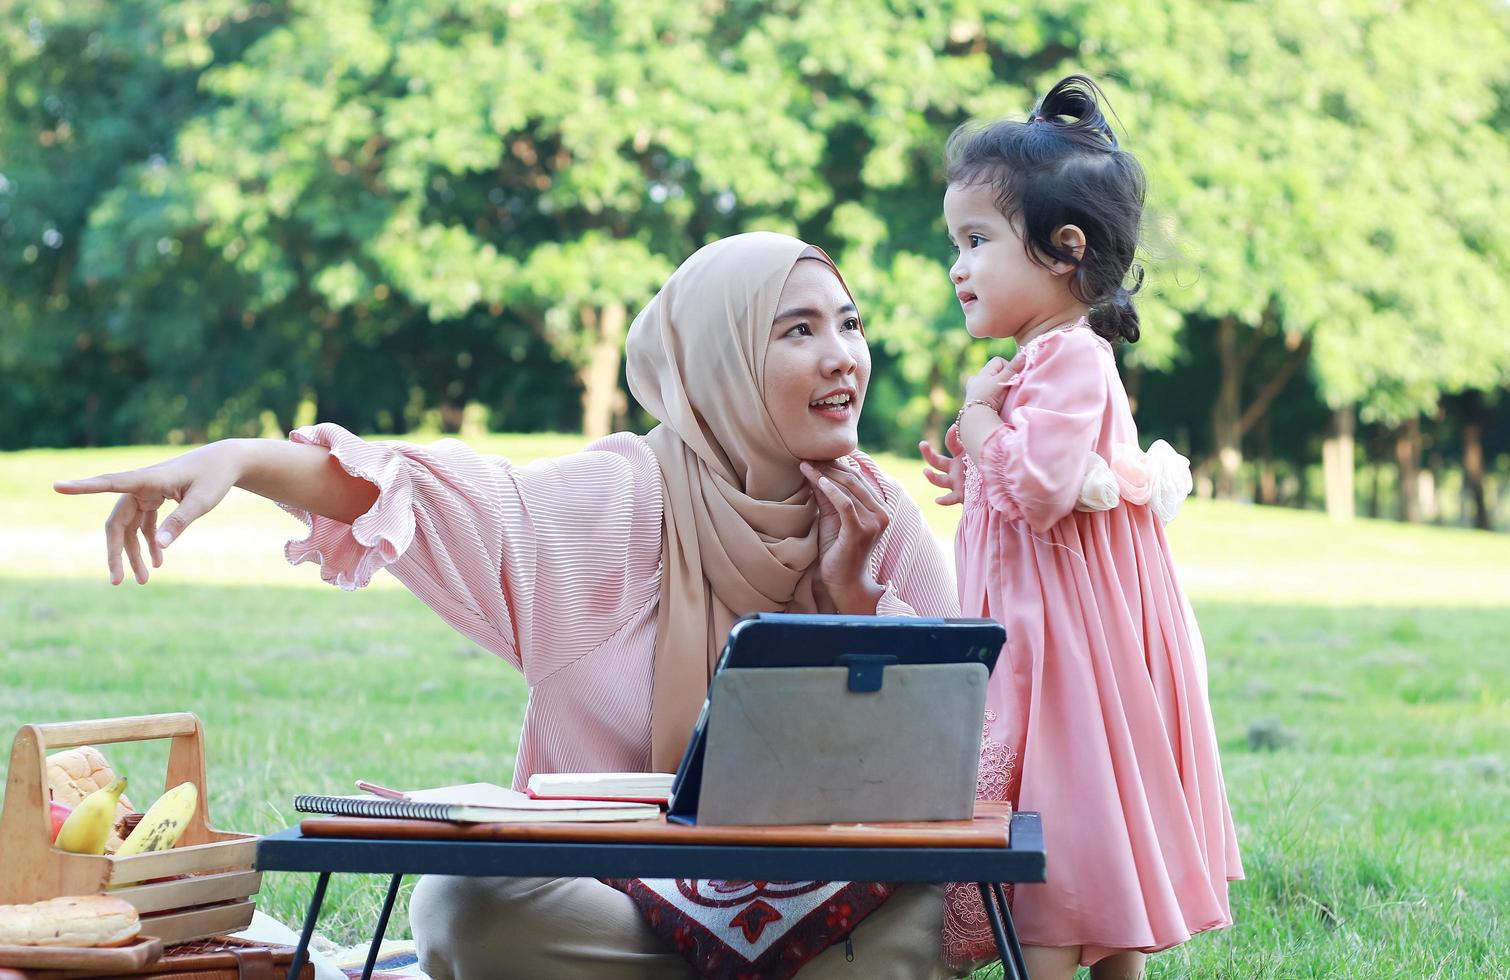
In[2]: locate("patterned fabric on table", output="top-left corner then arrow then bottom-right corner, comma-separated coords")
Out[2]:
605,877 -> 895,979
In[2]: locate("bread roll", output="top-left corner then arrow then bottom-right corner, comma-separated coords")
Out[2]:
0,895 -> 140,948
45,747 -> 136,851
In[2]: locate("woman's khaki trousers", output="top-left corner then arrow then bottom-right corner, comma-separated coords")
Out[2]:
410,875 -> 958,979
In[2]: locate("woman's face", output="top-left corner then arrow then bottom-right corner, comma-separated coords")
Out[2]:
762,259 -> 870,462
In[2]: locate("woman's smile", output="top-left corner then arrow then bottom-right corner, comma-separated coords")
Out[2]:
809,387 -> 856,422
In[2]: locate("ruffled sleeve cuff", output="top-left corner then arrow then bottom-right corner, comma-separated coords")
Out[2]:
975,425 -> 1030,524
280,423 -> 416,591
874,581 -> 914,617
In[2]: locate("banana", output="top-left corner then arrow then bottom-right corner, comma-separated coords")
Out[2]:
54,777 -> 128,855
114,782 -> 197,856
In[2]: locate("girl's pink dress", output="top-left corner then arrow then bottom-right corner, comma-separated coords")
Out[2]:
942,327 -> 1243,969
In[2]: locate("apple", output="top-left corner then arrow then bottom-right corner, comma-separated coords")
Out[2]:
49,799 -> 74,843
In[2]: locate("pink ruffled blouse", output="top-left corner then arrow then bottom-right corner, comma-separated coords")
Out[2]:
279,425 -> 960,788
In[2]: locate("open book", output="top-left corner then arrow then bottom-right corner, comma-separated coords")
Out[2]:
525,772 -> 675,805
293,782 -> 661,823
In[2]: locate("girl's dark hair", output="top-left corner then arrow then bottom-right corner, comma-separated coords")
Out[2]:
945,74 -> 1145,343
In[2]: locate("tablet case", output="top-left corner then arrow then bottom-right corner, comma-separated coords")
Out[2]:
694,663 -> 988,825
668,614 -> 1005,826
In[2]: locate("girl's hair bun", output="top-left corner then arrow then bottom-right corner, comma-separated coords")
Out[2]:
1034,74 -> 1120,150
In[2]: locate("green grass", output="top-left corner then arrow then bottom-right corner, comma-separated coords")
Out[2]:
2,436 -> 1507,977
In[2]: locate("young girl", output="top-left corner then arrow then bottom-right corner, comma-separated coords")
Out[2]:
919,76 -> 1243,979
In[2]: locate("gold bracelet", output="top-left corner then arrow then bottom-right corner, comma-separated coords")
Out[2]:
954,399 -> 998,431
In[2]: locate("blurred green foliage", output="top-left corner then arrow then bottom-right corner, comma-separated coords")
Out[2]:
2,0 -> 1508,512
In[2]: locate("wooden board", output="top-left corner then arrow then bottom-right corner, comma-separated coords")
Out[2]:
21,936 -> 315,980
110,869 -> 262,916
0,935 -> 161,971
298,801 -> 1013,848
106,836 -> 259,887
139,899 -> 255,946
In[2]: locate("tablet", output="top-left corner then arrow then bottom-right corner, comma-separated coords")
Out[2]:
667,614 -> 1006,824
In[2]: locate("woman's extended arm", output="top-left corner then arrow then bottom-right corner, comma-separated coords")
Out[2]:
231,438 -> 380,523
54,438 -> 378,585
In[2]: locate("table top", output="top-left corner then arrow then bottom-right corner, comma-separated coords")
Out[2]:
256,811 -> 1045,884
295,800 -> 1015,847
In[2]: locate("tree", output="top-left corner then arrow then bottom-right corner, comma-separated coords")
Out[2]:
6,0 -> 1510,522
1053,0 -> 1510,514
0,0 -> 283,447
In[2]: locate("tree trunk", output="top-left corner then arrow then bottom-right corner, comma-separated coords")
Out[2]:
1256,416 -> 1277,505
83,392 -> 100,448
1394,417 -> 1421,522
1211,316 -> 1243,499
578,300 -> 628,442
1417,468 -> 1438,524
611,388 -> 630,434
1322,405 -> 1355,522
1462,391 -> 1490,530
1255,462 -> 1274,506
1210,324 -> 1310,501
1425,450 -> 1445,524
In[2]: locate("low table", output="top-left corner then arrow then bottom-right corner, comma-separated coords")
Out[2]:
256,805 -> 1045,980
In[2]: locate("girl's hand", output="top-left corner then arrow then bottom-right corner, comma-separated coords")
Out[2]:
963,355 -> 1020,413
919,423 -> 966,506
799,459 -> 890,614
53,443 -> 243,585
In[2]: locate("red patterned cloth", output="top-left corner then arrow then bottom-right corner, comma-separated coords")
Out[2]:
605,878 -> 895,979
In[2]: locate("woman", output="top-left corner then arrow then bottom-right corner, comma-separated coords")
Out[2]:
57,233 -> 960,979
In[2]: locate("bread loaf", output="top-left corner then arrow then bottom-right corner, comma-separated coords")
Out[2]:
0,895 -> 140,948
45,747 -> 136,851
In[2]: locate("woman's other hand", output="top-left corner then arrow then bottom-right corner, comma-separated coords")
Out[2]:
799,459 -> 890,614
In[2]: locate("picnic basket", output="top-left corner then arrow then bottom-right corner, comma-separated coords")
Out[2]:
0,714 -> 261,945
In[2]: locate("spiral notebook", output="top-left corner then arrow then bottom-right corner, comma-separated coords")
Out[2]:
293,782 -> 661,823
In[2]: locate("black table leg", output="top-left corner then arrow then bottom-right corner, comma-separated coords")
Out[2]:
287,871 -> 331,980
360,874 -> 405,980
978,881 -> 1030,980
990,882 -> 1030,980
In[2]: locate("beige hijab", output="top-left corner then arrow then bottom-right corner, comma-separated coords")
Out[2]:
626,232 -> 853,770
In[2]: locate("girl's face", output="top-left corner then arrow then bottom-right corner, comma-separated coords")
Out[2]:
944,181 -> 1076,341
762,259 -> 870,462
